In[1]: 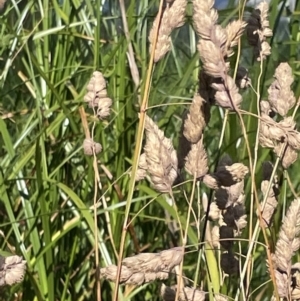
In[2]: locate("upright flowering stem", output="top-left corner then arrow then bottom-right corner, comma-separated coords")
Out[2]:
112,1 -> 165,300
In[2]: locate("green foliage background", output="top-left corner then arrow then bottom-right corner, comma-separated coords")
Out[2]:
0,0 -> 299,300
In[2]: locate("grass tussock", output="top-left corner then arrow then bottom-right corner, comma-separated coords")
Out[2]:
0,0 -> 300,301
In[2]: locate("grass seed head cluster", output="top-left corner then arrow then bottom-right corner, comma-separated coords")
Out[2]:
2,0 -> 298,299
97,0 -> 300,300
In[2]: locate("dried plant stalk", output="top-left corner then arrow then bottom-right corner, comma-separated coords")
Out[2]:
143,116 -> 178,193
100,247 -> 183,285
0,255 -> 26,287
149,0 -> 187,62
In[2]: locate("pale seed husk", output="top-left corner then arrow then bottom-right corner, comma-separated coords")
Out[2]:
144,116 -> 178,193
0,255 -> 26,287
183,94 -> 209,144
149,0 -> 187,62
268,63 -> 295,117
83,138 -> 102,156
185,139 -> 208,178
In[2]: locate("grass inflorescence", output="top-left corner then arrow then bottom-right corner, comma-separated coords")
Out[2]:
0,0 -> 300,301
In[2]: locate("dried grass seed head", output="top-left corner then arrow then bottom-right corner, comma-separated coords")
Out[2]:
274,270 -> 289,298
246,1 -> 273,61
259,161 -> 279,227
275,199 -> 300,272
211,75 -> 242,110
185,139 -> 208,178
208,201 -> 221,220
83,138 -> 102,156
203,174 -> 220,190
149,0 -> 187,62
268,62 -> 296,117
275,144 -> 298,169
97,97 -> 113,119
0,255 -> 27,286
84,71 -> 113,119
101,247 -> 183,285
160,247 -> 183,270
100,264 -> 132,283
144,116 -> 178,193
214,295 -> 229,301
179,286 -> 206,301
235,214 -> 247,232
225,20 -> 247,57
259,115 -> 277,148
211,225 -> 220,248
122,252 -> 161,272
161,284 -> 206,301
215,163 -> 249,187
198,40 -> 229,79
192,0 -> 218,40
135,153 -> 148,181
215,181 -> 245,209
183,94 -> 210,143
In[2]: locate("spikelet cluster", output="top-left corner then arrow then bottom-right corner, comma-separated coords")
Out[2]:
247,1 -> 273,61
258,162 -> 279,227
193,0 -> 246,110
100,247 -> 183,285
205,156 -> 248,275
161,284 -> 206,301
271,199 -> 300,299
136,116 -> 178,193
84,71 -> 112,119
149,0 -> 187,62
83,138 -> 102,156
161,284 -> 229,301
183,94 -> 210,144
178,93 -> 209,179
82,71 -> 113,156
0,255 -> 26,287
259,63 -> 299,168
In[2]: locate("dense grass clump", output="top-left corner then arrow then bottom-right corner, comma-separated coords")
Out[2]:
0,0 -> 300,300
